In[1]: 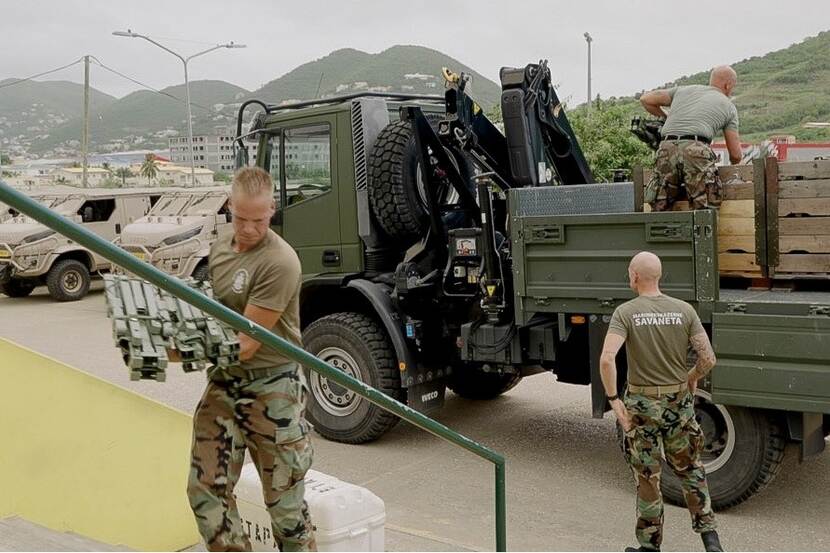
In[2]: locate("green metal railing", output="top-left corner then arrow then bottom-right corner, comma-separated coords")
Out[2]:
0,181 -> 507,551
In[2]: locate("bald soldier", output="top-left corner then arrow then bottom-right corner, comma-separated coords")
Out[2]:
640,66 -> 742,211
600,252 -> 723,552
185,167 -> 316,551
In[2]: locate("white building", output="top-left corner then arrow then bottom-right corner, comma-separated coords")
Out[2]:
168,126 -> 258,174
54,167 -> 110,186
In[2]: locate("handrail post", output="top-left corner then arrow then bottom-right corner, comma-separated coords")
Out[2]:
496,461 -> 506,552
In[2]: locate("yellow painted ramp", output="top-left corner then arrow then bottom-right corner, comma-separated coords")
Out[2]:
0,338 -> 200,550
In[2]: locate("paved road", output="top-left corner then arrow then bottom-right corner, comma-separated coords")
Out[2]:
2,286 -> 829,551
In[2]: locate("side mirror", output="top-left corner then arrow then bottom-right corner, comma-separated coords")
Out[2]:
82,206 -> 94,222
225,212 -> 233,223
115,223 -> 122,234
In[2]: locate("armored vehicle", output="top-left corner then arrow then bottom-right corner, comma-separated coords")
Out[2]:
116,189 -> 231,281
233,64 -> 830,509
0,189 -> 157,300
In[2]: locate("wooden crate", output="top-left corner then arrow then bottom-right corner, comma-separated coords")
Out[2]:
767,159 -> 830,278
635,164 -> 763,278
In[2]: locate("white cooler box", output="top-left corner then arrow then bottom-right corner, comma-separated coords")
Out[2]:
235,463 -> 385,551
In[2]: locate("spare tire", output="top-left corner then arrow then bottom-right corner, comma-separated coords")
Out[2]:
368,118 -> 472,246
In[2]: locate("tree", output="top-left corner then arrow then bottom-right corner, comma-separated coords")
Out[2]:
115,167 -> 133,186
0,153 -> 10,165
568,99 -> 654,182
140,154 -> 159,185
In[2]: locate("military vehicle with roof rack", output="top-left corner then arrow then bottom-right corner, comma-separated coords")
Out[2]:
0,188 -> 160,300
233,63 -> 830,509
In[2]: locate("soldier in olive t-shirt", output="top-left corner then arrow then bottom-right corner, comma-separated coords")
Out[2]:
209,228 -> 302,372
607,294 -> 704,386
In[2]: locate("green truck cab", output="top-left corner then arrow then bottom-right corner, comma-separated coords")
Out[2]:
238,70 -> 830,509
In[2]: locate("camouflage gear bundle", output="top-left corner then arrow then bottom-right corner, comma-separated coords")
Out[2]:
622,390 -> 717,550
104,274 -> 240,381
187,367 -> 316,551
646,140 -> 722,211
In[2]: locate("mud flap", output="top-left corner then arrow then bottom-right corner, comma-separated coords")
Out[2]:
407,379 -> 446,414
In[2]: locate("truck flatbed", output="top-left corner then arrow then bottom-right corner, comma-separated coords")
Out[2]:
720,288 -> 830,305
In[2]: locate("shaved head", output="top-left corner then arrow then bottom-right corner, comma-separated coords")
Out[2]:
630,251 -> 662,283
709,65 -> 738,96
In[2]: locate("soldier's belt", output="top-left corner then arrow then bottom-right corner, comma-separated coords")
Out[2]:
627,382 -> 688,396
211,362 -> 299,383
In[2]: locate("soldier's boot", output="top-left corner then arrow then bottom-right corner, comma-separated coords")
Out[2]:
624,547 -> 660,552
701,531 -> 723,552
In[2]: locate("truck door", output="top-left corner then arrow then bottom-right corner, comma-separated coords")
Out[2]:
266,118 -> 341,274
77,198 -> 118,269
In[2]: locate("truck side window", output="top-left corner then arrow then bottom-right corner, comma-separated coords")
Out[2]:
284,124 -> 331,207
77,199 -> 116,222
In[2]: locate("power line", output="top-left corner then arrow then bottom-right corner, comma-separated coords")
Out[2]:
89,56 -> 211,112
0,57 -> 84,90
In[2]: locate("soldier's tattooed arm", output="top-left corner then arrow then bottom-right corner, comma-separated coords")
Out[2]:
600,332 -> 633,431
688,331 -> 717,380
239,303 -> 283,361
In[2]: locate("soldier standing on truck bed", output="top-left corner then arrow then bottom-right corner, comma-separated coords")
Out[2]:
640,65 -> 743,211
599,251 -> 723,552
184,167 -> 316,551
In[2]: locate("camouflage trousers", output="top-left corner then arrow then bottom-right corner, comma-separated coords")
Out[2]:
622,390 -> 717,550
187,365 -> 317,552
646,140 -> 722,211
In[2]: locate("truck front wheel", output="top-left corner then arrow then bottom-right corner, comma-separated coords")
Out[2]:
302,312 -> 403,444
46,259 -> 90,301
0,278 -> 36,298
661,391 -> 786,510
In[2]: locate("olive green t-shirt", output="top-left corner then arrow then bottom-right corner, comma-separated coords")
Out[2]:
608,294 -> 704,386
209,229 -> 302,371
661,84 -> 739,140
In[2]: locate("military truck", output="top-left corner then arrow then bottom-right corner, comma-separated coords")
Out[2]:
234,63 -> 830,509
116,188 -> 231,281
0,189 -> 158,300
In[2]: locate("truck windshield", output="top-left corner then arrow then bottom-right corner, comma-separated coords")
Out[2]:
183,193 -> 228,216
149,195 -> 190,216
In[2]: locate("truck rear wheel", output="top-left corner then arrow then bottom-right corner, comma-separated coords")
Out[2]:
447,363 -> 522,400
0,278 -> 36,298
46,259 -> 90,301
302,312 -> 403,444
661,392 -> 786,510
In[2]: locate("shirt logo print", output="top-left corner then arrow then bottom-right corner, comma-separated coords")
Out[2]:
231,269 -> 249,294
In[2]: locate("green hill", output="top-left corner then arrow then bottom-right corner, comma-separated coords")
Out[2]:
252,45 -> 501,108
36,80 -> 248,151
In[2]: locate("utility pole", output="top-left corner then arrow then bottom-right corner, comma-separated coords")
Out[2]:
82,55 -> 90,188
584,32 -> 593,111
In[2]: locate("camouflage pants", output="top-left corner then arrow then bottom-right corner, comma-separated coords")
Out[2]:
622,390 -> 716,550
187,365 -> 317,551
647,140 -> 722,211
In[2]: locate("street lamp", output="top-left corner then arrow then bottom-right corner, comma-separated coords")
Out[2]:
583,32 -> 593,109
113,30 -> 246,186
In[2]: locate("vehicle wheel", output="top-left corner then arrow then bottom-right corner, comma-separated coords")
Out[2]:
661,391 -> 786,510
302,312 -> 403,444
46,259 -> 91,301
368,118 -> 472,247
447,362 -> 522,400
192,263 -> 210,283
0,278 -> 36,298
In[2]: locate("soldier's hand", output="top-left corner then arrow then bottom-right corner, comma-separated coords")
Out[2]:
611,399 -> 634,432
687,373 -> 699,394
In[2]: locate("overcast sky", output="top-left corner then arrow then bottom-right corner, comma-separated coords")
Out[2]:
2,0 -> 827,105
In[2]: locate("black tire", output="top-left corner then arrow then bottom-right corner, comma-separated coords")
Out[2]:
0,278 -> 36,298
367,117 -> 472,246
661,393 -> 786,510
46,259 -> 90,302
302,312 -> 403,444
192,263 -> 210,283
447,362 -> 522,400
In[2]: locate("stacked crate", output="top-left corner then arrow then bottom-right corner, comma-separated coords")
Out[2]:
766,159 -> 830,278
635,164 -> 762,278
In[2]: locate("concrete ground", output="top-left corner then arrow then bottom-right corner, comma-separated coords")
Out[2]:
2,285 -> 829,551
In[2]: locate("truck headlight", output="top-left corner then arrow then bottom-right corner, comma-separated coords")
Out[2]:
162,226 -> 202,246
21,230 -> 56,244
